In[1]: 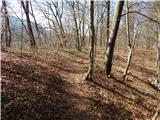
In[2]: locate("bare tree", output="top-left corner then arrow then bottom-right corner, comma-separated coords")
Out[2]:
29,1 -> 43,46
1,1 -> 11,48
155,2 -> 160,90
105,0 -> 110,47
105,1 -> 124,75
85,0 -> 95,80
21,0 -> 36,49
38,0 -> 66,48
95,0 -> 100,47
155,25 -> 160,90
81,0 -> 87,48
122,0 -> 140,81
20,3 -> 23,56
66,0 -> 81,51
148,1 -> 160,90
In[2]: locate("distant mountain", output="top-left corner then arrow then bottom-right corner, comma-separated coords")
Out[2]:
9,15 -> 24,29
1,15 -> 55,44
8,15 -> 44,33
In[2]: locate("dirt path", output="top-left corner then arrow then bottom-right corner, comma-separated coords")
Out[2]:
1,49 -> 160,120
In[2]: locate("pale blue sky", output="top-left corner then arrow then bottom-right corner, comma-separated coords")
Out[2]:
1,0 -> 119,27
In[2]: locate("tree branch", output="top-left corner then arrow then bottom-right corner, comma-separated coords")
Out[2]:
121,11 -> 160,24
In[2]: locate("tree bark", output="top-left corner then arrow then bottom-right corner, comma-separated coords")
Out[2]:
2,1 -> 11,48
152,6 -> 160,90
157,7 -> 160,87
30,1 -> 42,46
85,0 -> 95,80
81,1 -> 87,48
21,0 -> 36,49
123,0 -> 132,81
156,29 -> 160,86
105,1 -> 124,75
105,0 -> 110,47
73,1 -> 80,51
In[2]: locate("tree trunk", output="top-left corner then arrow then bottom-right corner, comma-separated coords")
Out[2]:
99,19 -> 103,47
81,1 -> 87,48
85,0 -> 95,80
30,1 -> 42,46
99,1 -> 104,48
157,7 -> 160,86
73,1 -> 80,51
1,24 -> 4,49
151,31 -> 160,89
123,47 -> 133,80
105,0 -> 110,47
105,1 -> 124,75
156,30 -> 160,86
2,1 -> 11,48
95,0 -> 100,48
82,17 -> 85,47
21,1 -> 36,49
122,0 -> 132,81
123,23 -> 139,81
152,7 -> 160,90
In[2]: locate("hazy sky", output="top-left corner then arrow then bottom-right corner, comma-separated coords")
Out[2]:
1,0 -> 117,27
2,0 -> 47,25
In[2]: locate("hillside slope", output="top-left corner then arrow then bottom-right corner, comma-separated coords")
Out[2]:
1,49 -> 160,120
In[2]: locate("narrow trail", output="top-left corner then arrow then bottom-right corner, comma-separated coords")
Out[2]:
1,49 -> 160,120
2,51 -> 96,120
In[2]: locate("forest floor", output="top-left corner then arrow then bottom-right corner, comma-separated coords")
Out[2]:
1,48 -> 160,120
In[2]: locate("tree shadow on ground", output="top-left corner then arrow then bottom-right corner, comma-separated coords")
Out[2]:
2,60 -> 71,120
1,59 -> 132,120
111,75 -> 158,100
90,99 -> 132,120
87,76 -> 157,114
129,73 -> 156,88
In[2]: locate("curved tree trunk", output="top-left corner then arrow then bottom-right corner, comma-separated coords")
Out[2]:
105,1 -> 124,75
123,0 -> 132,81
